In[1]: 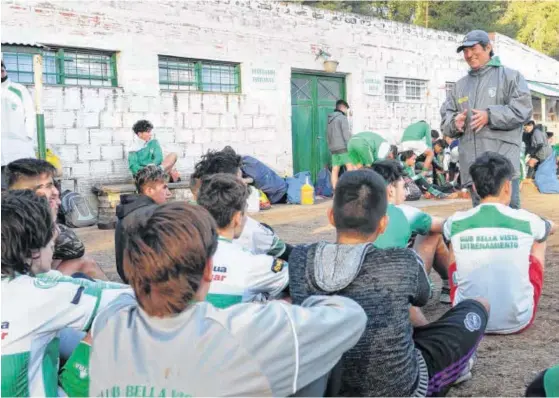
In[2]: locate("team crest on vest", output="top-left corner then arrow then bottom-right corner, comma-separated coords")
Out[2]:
271,259 -> 285,273
11,103 -> 17,111
488,87 -> 497,98
33,277 -> 59,289
464,312 -> 482,332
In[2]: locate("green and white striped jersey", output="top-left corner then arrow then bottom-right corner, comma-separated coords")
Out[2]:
1,270 -> 130,397
207,238 -> 289,308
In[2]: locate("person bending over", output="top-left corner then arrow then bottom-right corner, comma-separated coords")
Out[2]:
346,131 -> 396,169
6,158 -> 107,280
445,152 -> 555,334
62,201 -> 366,396
190,148 -> 292,260
371,160 -> 452,304
115,165 -> 171,283
1,190 -> 129,397
399,120 -> 435,173
288,169 -> 489,396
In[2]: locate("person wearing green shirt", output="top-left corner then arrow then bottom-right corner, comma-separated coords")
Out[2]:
370,160 -> 452,304
399,120 -> 435,173
127,120 -> 178,178
347,131 -> 397,168
526,364 -> 559,397
401,150 -> 453,199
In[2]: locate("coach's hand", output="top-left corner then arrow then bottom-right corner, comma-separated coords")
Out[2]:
471,109 -> 489,132
455,110 -> 467,132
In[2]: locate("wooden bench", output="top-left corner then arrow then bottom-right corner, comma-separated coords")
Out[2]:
93,181 -> 193,228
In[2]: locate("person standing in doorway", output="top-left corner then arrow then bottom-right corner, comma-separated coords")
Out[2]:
327,99 -> 354,189
1,59 -> 36,189
441,30 -> 532,209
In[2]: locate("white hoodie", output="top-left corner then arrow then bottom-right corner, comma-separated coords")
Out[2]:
1,79 -> 36,165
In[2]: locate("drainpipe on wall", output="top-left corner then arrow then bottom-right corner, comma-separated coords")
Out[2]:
33,53 -> 46,160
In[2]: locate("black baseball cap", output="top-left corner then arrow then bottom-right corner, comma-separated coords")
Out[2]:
457,30 -> 490,53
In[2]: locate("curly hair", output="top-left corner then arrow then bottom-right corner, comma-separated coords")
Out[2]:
134,165 -> 167,194
123,202 -> 218,316
190,147 -> 242,197
1,190 -> 54,277
132,119 -> 154,135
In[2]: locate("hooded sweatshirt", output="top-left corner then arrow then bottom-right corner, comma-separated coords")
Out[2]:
288,242 -> 431,397
327,110 -> 351,154
114,194 -> 156,283
441,56 -> 533,185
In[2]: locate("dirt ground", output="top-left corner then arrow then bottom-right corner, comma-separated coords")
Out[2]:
77,188 -> 559,397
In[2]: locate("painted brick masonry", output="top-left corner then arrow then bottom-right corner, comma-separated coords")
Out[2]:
2,0 -> 559,206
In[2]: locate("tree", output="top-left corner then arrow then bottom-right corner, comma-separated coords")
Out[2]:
303,1 -> 559,58
497,0 -> 559,59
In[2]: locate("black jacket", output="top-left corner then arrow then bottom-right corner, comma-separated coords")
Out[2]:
114,194 -> 156,283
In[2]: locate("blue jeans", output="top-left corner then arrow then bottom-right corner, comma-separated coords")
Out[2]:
470,179 -> 520,209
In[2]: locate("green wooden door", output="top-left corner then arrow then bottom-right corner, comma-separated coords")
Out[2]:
291,74 -> 345,182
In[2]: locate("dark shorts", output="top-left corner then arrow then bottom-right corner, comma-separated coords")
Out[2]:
414,299 -> 488,396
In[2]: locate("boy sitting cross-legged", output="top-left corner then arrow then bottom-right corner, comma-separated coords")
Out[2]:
445,152 -> 556,334
288,169 -> 490,397
371,160 -> 452,304
197,173 -> 289,307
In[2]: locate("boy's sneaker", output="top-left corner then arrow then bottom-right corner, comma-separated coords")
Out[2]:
439,286 -> 452,304
453,354 -> 476,385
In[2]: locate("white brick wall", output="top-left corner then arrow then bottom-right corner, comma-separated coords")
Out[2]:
3,0 -> 559,207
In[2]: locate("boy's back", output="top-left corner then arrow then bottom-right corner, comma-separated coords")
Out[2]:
208,238 -> 288,308
289,242 -> 431,396
445,203 -> 549,333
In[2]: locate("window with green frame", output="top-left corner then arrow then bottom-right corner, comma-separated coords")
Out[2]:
2,46 -> 117,87
158,56 -> 241,93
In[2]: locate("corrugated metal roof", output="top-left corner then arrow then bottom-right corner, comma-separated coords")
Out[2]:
1,41 -> 45,48
528,81 -> 559,97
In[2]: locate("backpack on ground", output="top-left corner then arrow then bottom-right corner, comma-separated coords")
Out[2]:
286,171 -> 314,204
61,190 -> 98,228
241,156 -> 287,204
315,167 -> 333,197
404,176 -> 422,201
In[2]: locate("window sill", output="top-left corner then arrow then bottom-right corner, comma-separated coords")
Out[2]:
159,89 -> 242,95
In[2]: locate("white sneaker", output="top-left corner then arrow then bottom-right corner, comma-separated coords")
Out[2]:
453,354 -> 476,385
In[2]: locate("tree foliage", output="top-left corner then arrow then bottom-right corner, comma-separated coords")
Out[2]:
303,0 -> 559,59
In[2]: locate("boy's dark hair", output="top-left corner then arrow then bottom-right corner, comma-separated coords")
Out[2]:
6,158 -> 56,188
197,173 -> 250,229
1,190 -> 54,277
399,150 -> 416,162
389,145 -> 399,159
431,129 -> 440,139
525,120 -> 536,128
135,165 -> 167,194
333,169 -> 387,236
370,160 -> 405,185
336,99 -> 349,109
469,152 -> 513,199
123,202 -> 218,317
547,131 -> 554,139
433,139 -> 446,149
191,148 -> 242,182
132,120 -> 154,135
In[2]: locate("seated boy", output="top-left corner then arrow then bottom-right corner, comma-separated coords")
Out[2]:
346,131 -> 396,168
65,201 -> 367,396
197,173 -> 289,307
1,190 -> 130,397
127,120 -> 178,179
191,147 -> 292,260
371,160 -> 452,304
400,150 -> 457,199
445,152 -> 555,334
288,169 -> 489,397
6,158 -> 107,280
115,165 -> 171,283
